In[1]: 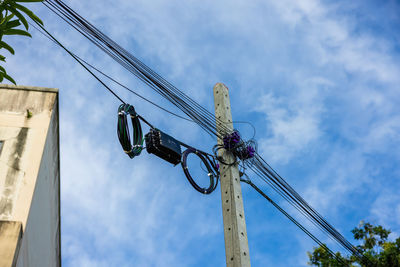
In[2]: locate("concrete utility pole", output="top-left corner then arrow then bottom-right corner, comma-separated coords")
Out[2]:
213,83 -> 251,267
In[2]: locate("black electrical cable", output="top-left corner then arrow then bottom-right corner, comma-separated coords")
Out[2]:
249,158 -> 361,259
246,164 -> 356,259
30,21 -> 215,166
178,141 -> 215,159
43,0 -> 233,139
181,147 -> 219,194
28,21 -> 194,124
31,19 -> 125,104
250,154 -> 366,260
241,177 -> 349,267
33,17 -> 221,193
84,60 -> 194,123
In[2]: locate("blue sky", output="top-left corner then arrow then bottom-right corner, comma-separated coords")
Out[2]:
3,0 -> 400,266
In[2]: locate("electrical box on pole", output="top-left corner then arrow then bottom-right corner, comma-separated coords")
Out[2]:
213,83 -> 251,267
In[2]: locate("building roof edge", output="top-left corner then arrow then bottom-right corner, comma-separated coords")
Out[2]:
0,84 -> 59,94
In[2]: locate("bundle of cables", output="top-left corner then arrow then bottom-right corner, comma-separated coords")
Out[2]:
117,103 -> 143,158
213,130 -> 256,166
181,147 -> 220,194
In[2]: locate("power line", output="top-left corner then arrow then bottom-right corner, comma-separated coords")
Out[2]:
29,21 -> 194,123
31,18 -> 125,103
241,177 -> 349,266
43,0 -> 231,138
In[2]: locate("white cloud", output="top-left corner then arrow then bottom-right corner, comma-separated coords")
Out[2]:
370,192 -> 400,229
254,77 -> 327,164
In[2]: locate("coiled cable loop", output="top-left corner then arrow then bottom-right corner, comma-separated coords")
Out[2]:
117,103 -> 143,158
181,147 -> 219,194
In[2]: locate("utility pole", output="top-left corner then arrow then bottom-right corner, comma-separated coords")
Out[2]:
213,83 -> 251,267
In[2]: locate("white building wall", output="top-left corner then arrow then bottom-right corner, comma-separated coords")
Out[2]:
0,84 -> 60,267
16,98 -> 60,267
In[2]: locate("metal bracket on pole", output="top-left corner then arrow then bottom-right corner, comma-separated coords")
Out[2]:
213,83 -> 251,267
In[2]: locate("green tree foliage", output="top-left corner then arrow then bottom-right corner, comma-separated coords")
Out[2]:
308,222 -> 400,267
0,0 -> 43,84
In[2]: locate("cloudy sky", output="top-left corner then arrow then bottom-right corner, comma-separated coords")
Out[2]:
3,0 -> 400,266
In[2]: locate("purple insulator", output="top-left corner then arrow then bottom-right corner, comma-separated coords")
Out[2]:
223,136 -> 231,149
223,131 -> 241,149
231,132 -> 240,144
246,145 -> 255,158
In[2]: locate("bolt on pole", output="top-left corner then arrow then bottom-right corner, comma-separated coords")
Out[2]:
213,83 -> 251,267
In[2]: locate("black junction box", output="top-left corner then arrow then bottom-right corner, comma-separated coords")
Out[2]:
145,129 -> 182,165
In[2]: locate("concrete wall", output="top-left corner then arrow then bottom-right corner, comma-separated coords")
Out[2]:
0,84 -> 60,267
0,221 -> 22,267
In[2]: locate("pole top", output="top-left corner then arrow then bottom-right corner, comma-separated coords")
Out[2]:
213,82 -> 229,91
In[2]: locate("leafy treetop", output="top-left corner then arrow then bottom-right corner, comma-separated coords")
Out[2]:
0,0 -> 43,84
308,221 -> 400,267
